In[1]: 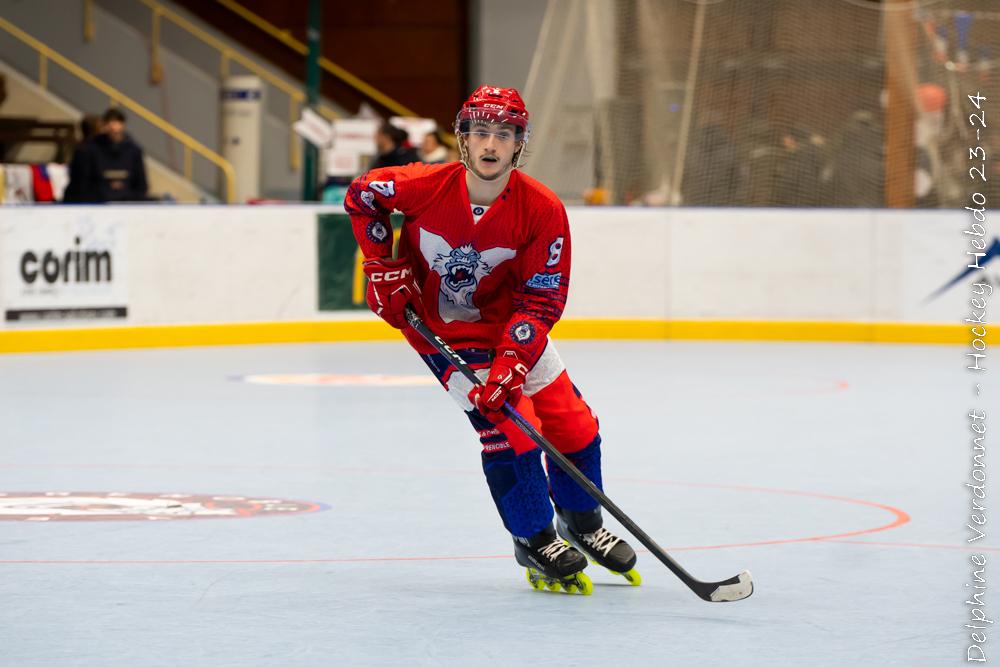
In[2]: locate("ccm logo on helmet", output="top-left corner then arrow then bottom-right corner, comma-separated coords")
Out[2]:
368,268 -> 412,282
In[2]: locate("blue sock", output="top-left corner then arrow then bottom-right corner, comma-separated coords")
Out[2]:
481,448 -> 554,538
548,434 -> 602,513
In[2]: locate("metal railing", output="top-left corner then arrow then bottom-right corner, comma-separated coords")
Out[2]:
0,14 -> 236,202
116,0 -> 341,172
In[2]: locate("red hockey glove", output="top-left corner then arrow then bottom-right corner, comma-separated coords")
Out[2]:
363,256 -> 422,329
469,349 -> 529,424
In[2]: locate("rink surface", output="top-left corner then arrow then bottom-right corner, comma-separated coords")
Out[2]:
0,339 -> 987,666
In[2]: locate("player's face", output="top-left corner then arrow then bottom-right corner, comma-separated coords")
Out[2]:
465,121 -> 519,180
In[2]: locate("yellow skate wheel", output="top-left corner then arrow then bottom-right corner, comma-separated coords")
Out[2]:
525,568 -> 546,590
546,580 -> 562,592
575,572 -> 594,595
564,583 -> 579,594
620,568 -> 642,586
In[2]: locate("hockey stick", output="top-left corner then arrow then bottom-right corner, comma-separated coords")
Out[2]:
404,305 -> 753,602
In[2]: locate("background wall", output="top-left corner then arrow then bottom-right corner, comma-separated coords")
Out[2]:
170,0 -> 470,130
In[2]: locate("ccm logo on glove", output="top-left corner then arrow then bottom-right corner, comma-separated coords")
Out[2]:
363,257 -> 422,329
368,268 -> 412,282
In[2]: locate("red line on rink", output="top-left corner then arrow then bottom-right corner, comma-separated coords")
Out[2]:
609,477 -> 912,547
824,540 -> 1000,552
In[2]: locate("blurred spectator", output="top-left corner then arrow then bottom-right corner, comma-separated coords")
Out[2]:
62,114 -> 102,203
914,145 -> 938,208
739,119 -> 786,206
420,129 -> 449,163
682,121 -> 743,205
831,110 -> 883,207
64,107 -> 148,203
743,144 -> 783,206
369,122 -> 419,170
913,86 -> 946,208
774,125 -> 826,206
80,114 -> 102,141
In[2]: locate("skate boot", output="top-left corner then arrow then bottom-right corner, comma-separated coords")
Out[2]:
556,506 -> 641,586
514,525 -> 593,595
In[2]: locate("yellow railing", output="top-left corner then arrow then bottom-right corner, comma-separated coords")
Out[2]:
0,15 -> 237,203
215,0 -> 423,120
133,0 -> 341,172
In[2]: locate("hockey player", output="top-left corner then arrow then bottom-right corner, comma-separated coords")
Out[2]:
345,85 -> 638,594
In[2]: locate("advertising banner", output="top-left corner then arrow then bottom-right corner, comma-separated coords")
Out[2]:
1,210 -> 128,322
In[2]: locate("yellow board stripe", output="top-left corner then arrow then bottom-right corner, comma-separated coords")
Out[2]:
0,319 -> 981,354
0,321 -> 397,354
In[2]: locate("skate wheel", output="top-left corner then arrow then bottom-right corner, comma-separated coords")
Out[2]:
525,568 -> 546,590
546,580 -> 562,592
575,572 -> 594,595
620,568 -> 642,586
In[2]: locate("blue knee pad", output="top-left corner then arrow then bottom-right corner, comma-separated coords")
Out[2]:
481,447 -> 553,538
548,434 -> 602,513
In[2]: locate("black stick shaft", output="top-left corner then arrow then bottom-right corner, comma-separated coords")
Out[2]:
404,306 -> 729,600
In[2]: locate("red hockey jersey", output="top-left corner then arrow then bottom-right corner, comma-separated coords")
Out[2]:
345,161 -> 570,362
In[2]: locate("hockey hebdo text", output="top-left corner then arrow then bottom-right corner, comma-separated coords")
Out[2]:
966,91 -> 992,663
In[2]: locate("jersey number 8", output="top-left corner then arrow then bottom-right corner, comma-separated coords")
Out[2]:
546,237 -> 564,267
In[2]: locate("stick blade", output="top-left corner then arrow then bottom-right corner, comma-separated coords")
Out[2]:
706,570 -> 754,602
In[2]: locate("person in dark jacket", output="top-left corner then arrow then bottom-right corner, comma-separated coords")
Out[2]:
62,114 -> 102,203
830,110 -> 883,207
64,107 -> 148,203
682,121 -> 743,205
774,125 -> 827,206
368,122 -> 419,171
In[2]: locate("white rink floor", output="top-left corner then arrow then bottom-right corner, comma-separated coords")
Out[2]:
0,339 -> 990,666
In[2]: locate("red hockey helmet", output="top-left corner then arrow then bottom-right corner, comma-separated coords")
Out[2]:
455,85 -> 531,141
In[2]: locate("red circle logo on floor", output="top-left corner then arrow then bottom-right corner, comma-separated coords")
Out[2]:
0,492 -> 328,522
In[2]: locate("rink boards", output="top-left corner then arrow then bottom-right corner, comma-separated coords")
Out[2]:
0,205 -> 992,351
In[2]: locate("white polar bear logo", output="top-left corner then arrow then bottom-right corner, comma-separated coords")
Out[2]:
419,229 -> 516,323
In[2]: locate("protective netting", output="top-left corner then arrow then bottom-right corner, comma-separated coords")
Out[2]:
522,0 -> 1000,208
